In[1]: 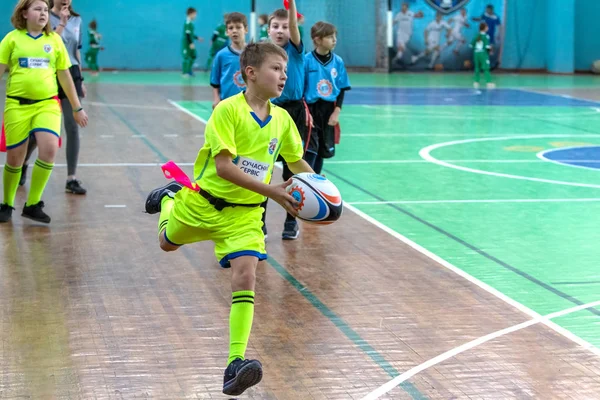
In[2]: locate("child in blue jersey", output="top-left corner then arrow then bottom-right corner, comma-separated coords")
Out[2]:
304,21 -> 351,174
261,0 -> 311,240
210,12 -> 248,109
472,4 -> 501,66
144,41 -> 314,396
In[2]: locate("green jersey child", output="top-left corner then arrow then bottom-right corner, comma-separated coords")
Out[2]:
182,7 -> 204,77
207,16 -> 229,69
258,14 -> 268,42
84,19 -> 102,76
471,22 -> 495,89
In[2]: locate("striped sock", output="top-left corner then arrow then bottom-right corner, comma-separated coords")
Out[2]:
3,164 -> 22,207
158,196 -> 174,237
228,290 -> 255,365
26,159 -> 54,206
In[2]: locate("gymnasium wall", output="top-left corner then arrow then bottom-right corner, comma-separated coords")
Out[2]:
502,0 -> 600,72
1,0 -> 599,72
0,0 -> 376,70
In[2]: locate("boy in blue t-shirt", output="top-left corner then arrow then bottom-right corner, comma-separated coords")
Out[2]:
210,12 -> 248,108
304,21 -> 351,174
261,0 -> 311,240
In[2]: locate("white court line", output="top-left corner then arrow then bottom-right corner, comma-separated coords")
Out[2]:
537,145 -> 600,172
167,98 -> 600,376
104,205 -> 127,208
100,134 -> 114,138
327,159 -> 600,164
167,99 -> 209,124
344,204 -> 600,359
347,198 -> 600,205
342,133 -> 600,138
163,134 -> 179,138
420,135 -> 600,189
0,163 -> 195,168
85,101 -> 174,111
362,300 -> 600,400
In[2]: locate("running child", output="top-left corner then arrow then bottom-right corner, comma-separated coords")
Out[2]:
144,41 -> 314,396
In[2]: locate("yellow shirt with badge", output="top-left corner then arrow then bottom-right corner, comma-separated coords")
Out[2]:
0,29 -> 71,100
194,92 -> 304,205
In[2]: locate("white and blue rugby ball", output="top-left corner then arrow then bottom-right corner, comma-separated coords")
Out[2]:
286,173 -> 343,224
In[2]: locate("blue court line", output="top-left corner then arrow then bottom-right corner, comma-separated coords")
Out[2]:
267,257 -> 427,400
112,100 -> 427,399
324,169 -> 600,319
346,87 -> 600,107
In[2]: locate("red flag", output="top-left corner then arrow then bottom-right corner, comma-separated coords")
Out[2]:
283,0 -> 303,19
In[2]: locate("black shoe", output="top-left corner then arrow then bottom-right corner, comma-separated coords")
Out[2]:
19,164 -> 28,187
65,179 -> 87,195
22,201 -> 51,223
0,203 -> 15,222
223,358 -> 263,396
282,219 -> 299,240
144,182 -> 183,214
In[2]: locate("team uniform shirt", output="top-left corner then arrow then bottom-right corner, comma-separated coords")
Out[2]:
481,13 -> 500,44
394,11 -> 415,45
272,40 -> 304,104
88,29 -> 100,48
425,19 -> 451,48
259,24 -> 268,41
210,24 -> 228,55
471,32 -> 491,54
304,51 -> 351,104
182,18 -> 197,49
449,13 -> 467,41
193,93 -> 304,205
210,46 -> 246,100
0,29 -> 71,100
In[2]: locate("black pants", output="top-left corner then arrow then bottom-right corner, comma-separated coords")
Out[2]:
307,99 -> 336,174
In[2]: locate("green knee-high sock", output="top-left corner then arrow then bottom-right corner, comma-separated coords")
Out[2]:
3,164 -> 22,207
158,196 -> 174,236
228,290 -> 255,365
26,159 -> 54,206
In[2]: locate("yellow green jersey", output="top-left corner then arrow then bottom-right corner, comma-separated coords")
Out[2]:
0,29 -> 71,100
194,92 -> 304,205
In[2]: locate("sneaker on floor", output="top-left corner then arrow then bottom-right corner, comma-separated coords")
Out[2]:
0,203 -> 15,223
223,358 -> 263,396
22,201 -> 51,223
144,182 -> 183,214
19,164 -> 28,187
282,219 -> 299,240
65,179 -> 87,195
486,82 -> 496,89
473,82 -> 480,89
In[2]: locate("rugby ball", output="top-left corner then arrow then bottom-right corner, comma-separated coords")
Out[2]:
286,173 -> 342,224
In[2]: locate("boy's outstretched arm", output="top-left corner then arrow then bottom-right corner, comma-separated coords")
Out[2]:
288,0 -> 301,46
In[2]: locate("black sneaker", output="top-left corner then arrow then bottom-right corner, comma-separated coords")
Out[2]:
22,201 -> 51,223
144,182 -> 183,214
65,179 -> 87,195
0,203 -> 15,222
223,358 -> 263,396
19,164 -> 28,187
282,219 -> 299,240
